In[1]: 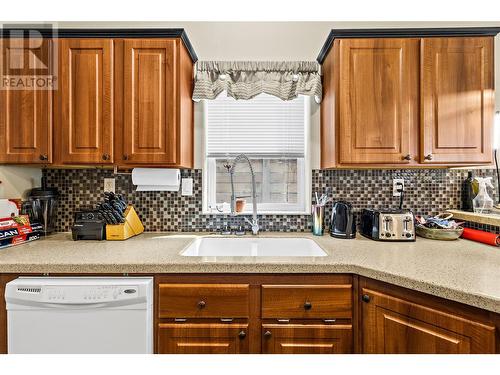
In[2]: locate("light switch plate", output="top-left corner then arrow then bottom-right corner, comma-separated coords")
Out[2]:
393,178 -> 404,197
104,178 -> 115,193
181,178 -> 193,196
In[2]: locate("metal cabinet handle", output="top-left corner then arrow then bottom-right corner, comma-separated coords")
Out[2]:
264,330 -> 272,338
123,154 -> 129,160
304,301 -> 312,310
362,294 -> 371,303
402,154 -> 411,161
102,153 -> 110,161
424,154 -> 433,161
238,331 -> 246,339
39,154 -> 48,161
197,300 -> 206,309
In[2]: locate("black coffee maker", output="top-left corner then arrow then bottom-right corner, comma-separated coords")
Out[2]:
21,176 -> 59,234
329,201 -> 356,239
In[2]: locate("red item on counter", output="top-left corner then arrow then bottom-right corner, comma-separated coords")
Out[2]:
461,227 -> 500,247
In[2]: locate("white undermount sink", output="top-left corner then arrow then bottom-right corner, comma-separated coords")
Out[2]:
181,237 -> 327,257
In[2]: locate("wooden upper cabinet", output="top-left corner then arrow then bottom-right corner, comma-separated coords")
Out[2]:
55,39 -> 114,164
121,39 -> 177,165
117,38 -> 194,167
421,37 -> 494,164
361,288 -> 496,354
0,39 -> 52,163
338,38 -> 419,164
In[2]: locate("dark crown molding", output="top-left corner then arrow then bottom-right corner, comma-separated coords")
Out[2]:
317,27 -> 500,64
0,27 -> 198,62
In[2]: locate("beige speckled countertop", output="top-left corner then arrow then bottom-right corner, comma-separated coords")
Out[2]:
0,232 -> 499,314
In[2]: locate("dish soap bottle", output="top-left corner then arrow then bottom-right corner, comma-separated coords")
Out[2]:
472,177 -> 494,214
461,171 -> 475,212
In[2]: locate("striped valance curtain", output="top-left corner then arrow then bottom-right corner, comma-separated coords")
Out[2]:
192,61 -> 322,103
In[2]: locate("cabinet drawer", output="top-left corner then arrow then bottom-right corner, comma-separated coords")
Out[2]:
261,285 -> 352,319
158,284 -> 250,318
262,324 -> 352,354
158,323 -> 249,354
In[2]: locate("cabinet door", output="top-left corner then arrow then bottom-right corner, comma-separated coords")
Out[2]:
158,323 -> 249,354
57,39 -> 113,164
361,288 -> 495,354
421,37 -> 494,164
338,38 -> 419,164
262,324 -> 352,354
122,39 -> 176,164
0,39 -> 52,163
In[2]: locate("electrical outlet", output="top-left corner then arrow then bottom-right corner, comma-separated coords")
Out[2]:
181,178 -> 193,196
393,178 -> 404,197
104,178 -> 115,193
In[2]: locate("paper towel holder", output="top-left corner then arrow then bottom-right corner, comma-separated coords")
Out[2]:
113,165 -> 132,176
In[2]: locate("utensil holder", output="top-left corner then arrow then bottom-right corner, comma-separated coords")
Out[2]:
106,205 -> 144,240
311,204 -> 325,236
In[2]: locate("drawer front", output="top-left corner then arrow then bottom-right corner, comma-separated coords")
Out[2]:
262,324 -> 353,354
262,285 -> 352,319
158,284 -> 250,318
158,323 -> 249,354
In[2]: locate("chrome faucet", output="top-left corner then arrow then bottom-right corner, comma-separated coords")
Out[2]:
225,154 -> 259,235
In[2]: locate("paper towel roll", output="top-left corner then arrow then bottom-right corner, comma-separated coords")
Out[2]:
131,168 -> 180,191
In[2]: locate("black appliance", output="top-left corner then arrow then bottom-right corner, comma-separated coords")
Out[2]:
21,176 -> 59,234
329,201 -> 356,239
360,209 -> 415,242
71,210 -> 106,241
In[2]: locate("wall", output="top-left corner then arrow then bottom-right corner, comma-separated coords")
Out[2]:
2,22 -> 500,236
57,21 -> 500,170
44,168 -> 499,234
0,166 -> 42,199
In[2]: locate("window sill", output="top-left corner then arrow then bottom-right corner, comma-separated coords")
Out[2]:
201,210 -> 310,216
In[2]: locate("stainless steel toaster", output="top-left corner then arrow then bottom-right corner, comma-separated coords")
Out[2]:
360,209 -> 415,241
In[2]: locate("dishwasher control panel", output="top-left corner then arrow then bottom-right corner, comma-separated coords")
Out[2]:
5,277 -> 152,305
43,285 -> 139,303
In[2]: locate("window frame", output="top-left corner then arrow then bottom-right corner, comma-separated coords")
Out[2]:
202,95 -> 312,215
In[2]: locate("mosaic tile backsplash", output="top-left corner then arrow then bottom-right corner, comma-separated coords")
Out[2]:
44,168 -> 500,234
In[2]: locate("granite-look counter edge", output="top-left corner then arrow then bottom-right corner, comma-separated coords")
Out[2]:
0,232 -> 499,314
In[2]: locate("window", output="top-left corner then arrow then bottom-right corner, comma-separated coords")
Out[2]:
203,93 -> 310,214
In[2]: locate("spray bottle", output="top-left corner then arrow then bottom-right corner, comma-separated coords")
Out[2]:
472,177 -> 494,214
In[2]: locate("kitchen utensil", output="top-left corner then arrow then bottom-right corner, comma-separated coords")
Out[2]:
23,176 -> 59,234
415,225 -> 463,240
311,204 -> 325,236
235,199 -> 246,213
330,201 -> 356,239
71,210 -> 106,241
461,227 -> 500,246
361,209 -> 415,241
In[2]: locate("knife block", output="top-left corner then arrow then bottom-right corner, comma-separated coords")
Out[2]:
106,205 -> 144,241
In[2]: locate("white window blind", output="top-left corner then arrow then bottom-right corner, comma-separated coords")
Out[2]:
206,93 -> 305,157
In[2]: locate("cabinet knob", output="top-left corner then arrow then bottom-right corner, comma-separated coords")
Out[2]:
303,301 -> 312,310
123,154 -> 129,161
238,331 -> 246,339
402,154 -> 411,161
197,300 -> 206,309
39,154 -> 48,161
362,294 -> 371,303
102,153 -> 110,161
264,330 -> 272,338
424,154 -> 433,161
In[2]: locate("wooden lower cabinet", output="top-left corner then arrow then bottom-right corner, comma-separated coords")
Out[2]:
1,274 -> 499,354
361,281 -> 496,354
262,324 -> 352,354
157,323 -> 249,354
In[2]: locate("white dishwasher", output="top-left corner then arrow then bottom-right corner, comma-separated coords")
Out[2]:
5,277 -> 153,354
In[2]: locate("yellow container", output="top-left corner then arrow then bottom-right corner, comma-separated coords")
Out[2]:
106,206 -> 144,240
